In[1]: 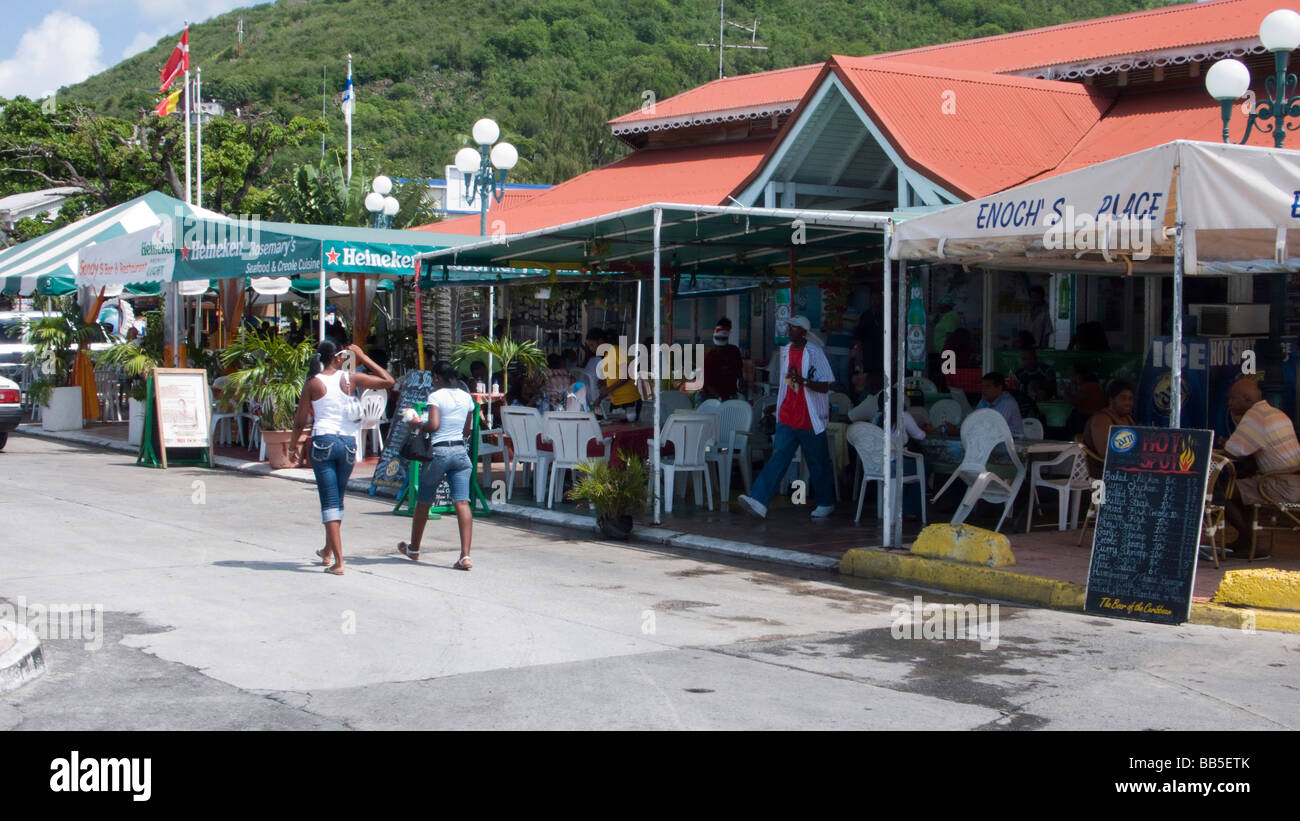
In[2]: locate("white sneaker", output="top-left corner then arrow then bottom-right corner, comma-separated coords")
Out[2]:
737,494 -> 767,519
811,505 -> 834,518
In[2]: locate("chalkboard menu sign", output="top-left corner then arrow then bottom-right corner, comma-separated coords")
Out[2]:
367,370 -> 449,507
1084,426 -> 1213,625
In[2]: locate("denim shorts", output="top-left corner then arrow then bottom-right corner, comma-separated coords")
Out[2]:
310,433 -> 356,523
417,442 -> 473,505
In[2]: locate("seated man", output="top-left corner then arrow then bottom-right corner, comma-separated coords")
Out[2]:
975,371 -> 1023,436
1014,348 -> 1056,401
1221,377 -> 1300,558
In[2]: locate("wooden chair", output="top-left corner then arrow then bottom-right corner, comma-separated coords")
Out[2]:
1247,477 -> 1300,561
1200,455 -> 1235,569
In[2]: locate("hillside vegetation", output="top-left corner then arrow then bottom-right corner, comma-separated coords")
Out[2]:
62,0 -> 1175,187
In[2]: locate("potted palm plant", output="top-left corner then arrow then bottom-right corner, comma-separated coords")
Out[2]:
567,452 -> 652,540
24,307 -> 106,432
452,336 -> 548,400
219,329 -> 315,469
96,309 -> 164,445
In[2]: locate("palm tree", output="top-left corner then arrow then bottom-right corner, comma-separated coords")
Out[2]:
452,336 -> 548,400
218,329 -> 317,430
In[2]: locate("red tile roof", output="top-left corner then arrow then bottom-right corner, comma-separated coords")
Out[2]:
608,63 -> 821,127
1022,85 -> 1278,184
415,139 -> 774,236
825,57 -> 1114,198
875,0 -> 1270,75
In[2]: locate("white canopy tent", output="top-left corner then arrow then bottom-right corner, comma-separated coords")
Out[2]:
890,140 -> 1300,427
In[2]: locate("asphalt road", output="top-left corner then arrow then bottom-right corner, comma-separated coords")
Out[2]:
1,434 -> 1296,731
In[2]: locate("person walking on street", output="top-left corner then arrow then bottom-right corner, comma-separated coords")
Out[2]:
398,361 -> 478,570
738,315 -> 835,519
291,340 -> 395,576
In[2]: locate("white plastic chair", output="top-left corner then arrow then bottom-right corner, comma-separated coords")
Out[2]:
652,389 -> 695,424
1021,417 -> 1044,440
1025,444 -> 1089,532
358,389 -> 388,457
948,387 -> 973,419
848,392 -> 878,422
501,406 -> 552,503
541,411 -> 611,509
696,398 -> 722,416
476,425 -> 505,487
827,391 -> 853,421
905,376 -> 938,393
929,398 -> 963,431
846,422 -> 926,524
931,409 -> 1026,532
657,413 -> 715,513
704,398 -> 753,503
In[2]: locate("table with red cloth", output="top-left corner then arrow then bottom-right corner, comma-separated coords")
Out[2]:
505,422 -> 658,469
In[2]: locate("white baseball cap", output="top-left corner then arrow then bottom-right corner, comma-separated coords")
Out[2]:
787,315 -> 811,332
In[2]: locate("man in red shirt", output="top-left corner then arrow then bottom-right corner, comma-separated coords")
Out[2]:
738,316 -> 835,519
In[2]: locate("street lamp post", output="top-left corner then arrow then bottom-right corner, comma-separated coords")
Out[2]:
454,118 -> 518,387
364,174 -> 400,229
1206,9 -> 1300,410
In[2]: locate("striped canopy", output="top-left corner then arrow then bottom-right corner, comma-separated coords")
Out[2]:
0,191 -> 221,296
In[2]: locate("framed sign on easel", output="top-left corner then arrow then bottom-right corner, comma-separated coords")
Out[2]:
137,367 -> 214,469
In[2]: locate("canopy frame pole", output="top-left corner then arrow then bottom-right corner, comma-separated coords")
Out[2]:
652,208 -> 663,525
634,278 -> 642,370
319,269 -> 326,342
1172,163 -> 1184,428
882,221 -> 895,548
894,249 -> 908,547
171,281 -> 181,366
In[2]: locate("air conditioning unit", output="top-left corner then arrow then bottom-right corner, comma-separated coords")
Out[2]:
1188,304 -> 1270,336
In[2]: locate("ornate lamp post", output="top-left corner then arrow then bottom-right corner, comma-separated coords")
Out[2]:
1206,9 -> 1300,410
364,175 -> 399,229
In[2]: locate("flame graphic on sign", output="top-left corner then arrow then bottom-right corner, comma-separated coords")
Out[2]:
1179,438 -> 1195,472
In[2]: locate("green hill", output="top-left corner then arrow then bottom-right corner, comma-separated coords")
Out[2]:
64,0 -> 1174,186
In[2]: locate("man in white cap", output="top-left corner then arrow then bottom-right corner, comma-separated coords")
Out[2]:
738,315 -> 835,519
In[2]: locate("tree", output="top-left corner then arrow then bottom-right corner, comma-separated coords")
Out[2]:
269,156 -> 437,228
200,114 -> 326,213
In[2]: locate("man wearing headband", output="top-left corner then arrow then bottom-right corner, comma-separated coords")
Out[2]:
703,317 -> 744,400
738,315 -> 835,519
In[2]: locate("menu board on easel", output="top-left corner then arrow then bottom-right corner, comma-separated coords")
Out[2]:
137,368 -> 213,469
1084,426 -> 1213,625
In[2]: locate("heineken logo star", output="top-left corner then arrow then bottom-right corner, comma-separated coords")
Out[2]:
180,245 -> 190,260
326,247 -> 340,265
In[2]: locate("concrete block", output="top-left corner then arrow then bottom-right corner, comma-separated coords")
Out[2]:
0,622 -> 45,693
910,523 -> 1016,567
1213,568 -> 1300,612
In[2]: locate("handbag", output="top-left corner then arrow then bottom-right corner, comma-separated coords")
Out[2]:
400,429 -> 434,463
341,372 -> 363,423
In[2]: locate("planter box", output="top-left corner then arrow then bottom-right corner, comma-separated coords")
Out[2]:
127,398 -> 145,446
262,429 -> 311,470
41,387 -> 83,432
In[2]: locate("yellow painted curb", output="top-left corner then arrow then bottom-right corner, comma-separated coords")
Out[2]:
839,548 -> 1300,634
839,548 -> 1083,609
910,523 -> 1016,567
1212,568 -> 1300,612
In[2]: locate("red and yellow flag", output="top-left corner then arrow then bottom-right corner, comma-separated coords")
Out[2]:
159,28 -> 189,91
154,88 -> 182,117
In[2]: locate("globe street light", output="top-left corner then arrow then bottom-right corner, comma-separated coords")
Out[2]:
1206,9 -> 1300,147
364,175 -> 399,229
456,117 -> 518,237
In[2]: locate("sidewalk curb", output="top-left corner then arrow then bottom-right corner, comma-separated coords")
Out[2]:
839,547 -> 1300,634
0,621 -> 45,693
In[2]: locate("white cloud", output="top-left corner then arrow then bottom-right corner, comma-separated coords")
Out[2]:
0,12 -> 106,99
122,29 -> 168,60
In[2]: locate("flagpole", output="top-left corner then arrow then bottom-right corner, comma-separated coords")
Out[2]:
196,68 -> 203,209
321,65 -> 327,160
345,54 -> 353,184
184,67 -> 192,205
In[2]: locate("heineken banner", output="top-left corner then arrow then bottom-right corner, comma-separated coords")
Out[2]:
323,242 -> 423,275
177,217 -> 322,280
78,222 -> 177,287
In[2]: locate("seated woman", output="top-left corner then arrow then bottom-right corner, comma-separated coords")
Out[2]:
1080,379 -> 1136,479
1064,364 -> 1107,438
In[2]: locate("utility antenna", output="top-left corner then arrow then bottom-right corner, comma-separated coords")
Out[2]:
237,18 -> 243,57
696,0 -> 767,79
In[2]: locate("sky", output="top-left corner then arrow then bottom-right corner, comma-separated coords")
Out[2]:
0,0 -> 253,99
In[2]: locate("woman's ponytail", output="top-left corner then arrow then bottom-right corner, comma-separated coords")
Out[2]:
309,339 -> 339,381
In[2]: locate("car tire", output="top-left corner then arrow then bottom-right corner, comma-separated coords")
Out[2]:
0,432 -> 7,451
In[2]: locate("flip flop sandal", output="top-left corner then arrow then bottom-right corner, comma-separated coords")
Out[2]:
323,565 -> 344,575
453,556 -> 472,571
397,542 -> 420,561
315,548 -> 331,565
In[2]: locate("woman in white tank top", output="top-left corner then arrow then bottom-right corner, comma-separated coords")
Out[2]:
291,339 -> 394,575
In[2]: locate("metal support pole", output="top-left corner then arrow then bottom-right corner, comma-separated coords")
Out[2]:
652,208 -> 663,525
882,222 -> 895,547
319,270 -> 326,342
1172,165 -> 1184,428
895,254 -> 907,547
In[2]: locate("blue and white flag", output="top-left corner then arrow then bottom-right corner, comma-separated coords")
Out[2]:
341,70 -> 354,125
